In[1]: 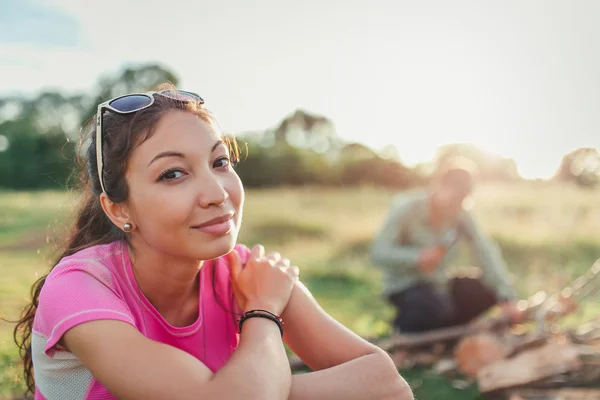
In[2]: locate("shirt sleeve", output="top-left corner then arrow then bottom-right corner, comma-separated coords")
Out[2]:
34,268 -> 136,357
459,211 -> 518,301
369,195 -> 423,272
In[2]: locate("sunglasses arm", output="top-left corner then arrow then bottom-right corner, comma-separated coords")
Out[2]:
95,106 -> 106,194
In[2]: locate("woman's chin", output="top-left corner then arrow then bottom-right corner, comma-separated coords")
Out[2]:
198,234 -> 238,261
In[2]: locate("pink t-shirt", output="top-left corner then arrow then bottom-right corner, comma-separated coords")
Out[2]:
31,240 -> 250,400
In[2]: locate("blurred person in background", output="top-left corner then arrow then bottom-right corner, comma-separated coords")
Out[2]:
14,84 -> 412,400
370,159 -> 522,333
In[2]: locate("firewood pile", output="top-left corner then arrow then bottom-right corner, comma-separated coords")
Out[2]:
380,320 -> 600,399
290,260 -> 600,399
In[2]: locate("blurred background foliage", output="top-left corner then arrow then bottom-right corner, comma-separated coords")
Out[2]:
2,63 -> 598,191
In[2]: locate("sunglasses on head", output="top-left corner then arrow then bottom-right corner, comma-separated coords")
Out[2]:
95,90 -> 204,194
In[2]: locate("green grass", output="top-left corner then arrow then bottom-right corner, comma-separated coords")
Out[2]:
1,183 -> 600,399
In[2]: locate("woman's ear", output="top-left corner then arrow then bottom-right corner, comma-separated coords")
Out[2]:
99,193 -> 135,232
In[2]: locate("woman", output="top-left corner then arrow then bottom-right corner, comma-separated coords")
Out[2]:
14,86 -> 412,400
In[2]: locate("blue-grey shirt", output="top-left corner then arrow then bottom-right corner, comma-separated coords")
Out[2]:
370,189 -> 517,300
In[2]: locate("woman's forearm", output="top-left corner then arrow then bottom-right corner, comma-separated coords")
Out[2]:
212,317 -> 291,400
288,350 -> 412,400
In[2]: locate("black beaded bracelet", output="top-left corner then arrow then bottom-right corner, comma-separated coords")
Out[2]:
238,309 -> 284,337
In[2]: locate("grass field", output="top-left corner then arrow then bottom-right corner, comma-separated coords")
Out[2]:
1,183 -> 599,399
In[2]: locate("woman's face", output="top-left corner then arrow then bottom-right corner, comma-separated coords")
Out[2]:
125,110 -> 244,261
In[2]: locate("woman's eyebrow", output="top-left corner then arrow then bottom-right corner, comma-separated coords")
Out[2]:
212,139 -> 226,152
147,151 -> 185,167
147,140 -> 226,167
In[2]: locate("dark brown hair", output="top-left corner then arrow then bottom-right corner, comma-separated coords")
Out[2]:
13,83 -> 240,395
435,156 -> 476,192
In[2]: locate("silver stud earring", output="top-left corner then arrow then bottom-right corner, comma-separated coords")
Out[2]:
123,222 -> 133,232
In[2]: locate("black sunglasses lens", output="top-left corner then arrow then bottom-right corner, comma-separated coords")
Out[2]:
158,90 -> 205,104
109,95 -> 153,112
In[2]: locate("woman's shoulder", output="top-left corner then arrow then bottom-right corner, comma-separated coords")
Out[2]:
46,241 -> 126,286
210,243 -> 251,275
233,243 -> 251,262
208,243 -> 251,292
33,241 -> 137,349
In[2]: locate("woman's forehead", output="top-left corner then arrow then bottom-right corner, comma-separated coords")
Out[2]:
132,111 -> 222,162
155,110 -> 219,136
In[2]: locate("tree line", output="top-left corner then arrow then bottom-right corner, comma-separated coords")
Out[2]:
0,64 -> 598,190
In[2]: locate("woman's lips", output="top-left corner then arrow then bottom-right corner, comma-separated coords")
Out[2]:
192,214 -> 234,236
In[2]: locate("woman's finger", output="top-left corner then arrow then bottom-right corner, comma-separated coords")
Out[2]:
251,244 -> 265,260
265,251 -> 281,262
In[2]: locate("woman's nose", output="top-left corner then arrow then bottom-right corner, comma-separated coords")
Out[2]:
197,175 -> 229,208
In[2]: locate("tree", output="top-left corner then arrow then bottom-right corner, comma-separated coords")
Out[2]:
0,63 -> 180,189
81,63 -> 180,124
555,147 -> 600,187
0,118 -> 75,189
266,109 -> 339,153
434,143 -> 520,181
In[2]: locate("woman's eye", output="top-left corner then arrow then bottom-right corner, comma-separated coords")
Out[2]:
159,169 -> 185,181
214,157 -> 231,169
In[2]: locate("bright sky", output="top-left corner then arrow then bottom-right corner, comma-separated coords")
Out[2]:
1,0 -> 599,179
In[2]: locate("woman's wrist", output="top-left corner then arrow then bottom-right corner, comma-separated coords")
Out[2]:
243,301 -> 281,315
238,309 -> 284,337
